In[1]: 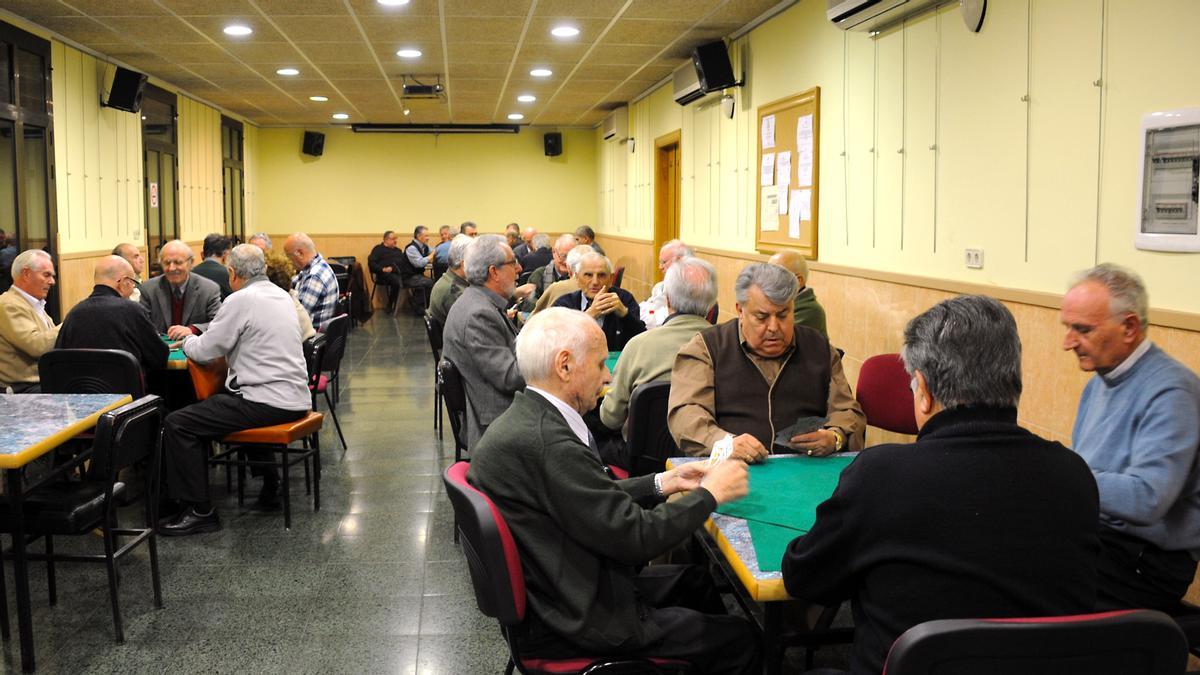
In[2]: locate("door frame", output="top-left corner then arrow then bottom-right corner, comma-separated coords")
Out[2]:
653,130 -> 682,283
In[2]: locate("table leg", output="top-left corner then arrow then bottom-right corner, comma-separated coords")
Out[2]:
763,602 -> 783,675
7,470 -> 34,672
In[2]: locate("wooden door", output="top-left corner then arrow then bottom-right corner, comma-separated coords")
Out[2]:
653,130 -> 681,283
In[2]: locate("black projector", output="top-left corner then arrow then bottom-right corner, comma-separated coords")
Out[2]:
403,83 -> 443,97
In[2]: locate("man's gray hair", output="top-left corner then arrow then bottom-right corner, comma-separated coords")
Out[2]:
564,244 -> 593,275
902,294 -> 1022,410
459,221 -> 476,234
572,250 -> 611,275
11,249 -> 50,279
449,233 -> 473,268
228,243 -> 266,279
735,263 -> 798,306
464,234 -> 508,285
531,233 -> 551,250
660,239 -> 693,262
664,257 -> 717,317
249,232 -> 272,248
553,233 -> 577,253
159,239 -> 194,262
515,307 -> 596,384
1070,263 -> 1149,326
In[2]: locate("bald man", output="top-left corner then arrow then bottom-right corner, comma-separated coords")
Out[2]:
769,250 -> 827,338
57,255 -> 168,373
112,242 -> 146,303
284,232 -> 339,330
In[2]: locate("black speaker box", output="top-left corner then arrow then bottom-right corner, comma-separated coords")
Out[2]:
543,132 -> 563,157
692,41 -> 737,92
106,67 -> 148,113
302,131 -> 325,157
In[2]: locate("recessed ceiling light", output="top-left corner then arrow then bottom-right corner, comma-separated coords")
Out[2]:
507,113 -> 525,121
276,67 -> 300,76
377,0 -> 409,5
309,95 -> 329,102
530,68 -> 552,78
550,25 -> 579,38
517,94 -> 536,103
396,48 -> 422,58
403,108 -> 411,116
223,24 -> 252,36
332,113 -> 350,120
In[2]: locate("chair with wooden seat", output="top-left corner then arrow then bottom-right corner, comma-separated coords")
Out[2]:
187,358 -> 324,530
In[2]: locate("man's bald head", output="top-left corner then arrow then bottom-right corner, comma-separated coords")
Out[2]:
112,242 -> 145,276
94,255 -> 136,298
284,233 -> 318,269
768,250 -> 810,288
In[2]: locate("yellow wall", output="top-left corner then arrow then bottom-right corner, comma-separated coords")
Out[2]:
177,97 -> 224,242
254,127 -> 597,235
597,0 -> 1200,314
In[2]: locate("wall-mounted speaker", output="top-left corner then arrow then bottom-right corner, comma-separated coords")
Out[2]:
302,131 -> 325,157
692,41 -> 737,92
104,67 -> 148,113
543,132 -> 563,157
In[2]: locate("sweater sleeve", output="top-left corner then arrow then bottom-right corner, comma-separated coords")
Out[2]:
181,298 -> 243,364
133,307 -> 170,369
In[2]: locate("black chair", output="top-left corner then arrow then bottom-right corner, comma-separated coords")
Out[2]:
884,609 -> 1187,674
624,381 -> 677,477
517,269 -> 534,286
328,255 -> 356,270
438,358 -> 469,464
38,348 -> 145,398
704,302 -> 720,325
611,266 -> 625,289
316,314 -> 349,450
442,462 -> 693,675
424,314 -> 444,440
0,395 -> 166,643
369,270 -> 409,315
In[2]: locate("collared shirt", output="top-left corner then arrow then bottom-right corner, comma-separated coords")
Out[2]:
405,240 -> 430,271
527,385 -> 591,448
11,285 -> 51,329
576,292 -> 604,324
1102,338 -> 1153,383
291,252 -> 339,330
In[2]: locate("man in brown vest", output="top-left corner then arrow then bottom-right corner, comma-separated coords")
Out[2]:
668,262 -> 864,461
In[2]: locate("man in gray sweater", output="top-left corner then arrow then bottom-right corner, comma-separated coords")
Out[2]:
160,244 -> 311,536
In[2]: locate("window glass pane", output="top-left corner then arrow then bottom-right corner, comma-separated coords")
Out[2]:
223,166 -> 233,236
235,128 -> 243,162
232,169 -> 243,236
0,42 -> 11,105
15,48 -> 45,113
0,121 -> 14,293
161,154 -> 176,240
21,126 -> 47,249
142,96 -> 174,146
221,125 -> 230,160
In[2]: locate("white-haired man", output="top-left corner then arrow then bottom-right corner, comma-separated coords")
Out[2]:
140,240 -> 222,340
551,251 -> 644,351
0,249 -> 59,392
468,307 -> 757,674
160,244 -> 310,536
640,239 -> 694,329
427,233 -> 472,326
522,234 -> 577,312
284,232 -> 339,330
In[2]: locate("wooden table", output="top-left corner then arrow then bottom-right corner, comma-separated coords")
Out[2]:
0,393 -> 132,671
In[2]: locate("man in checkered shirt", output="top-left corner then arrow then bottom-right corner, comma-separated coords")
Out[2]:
284,232 -> 339,331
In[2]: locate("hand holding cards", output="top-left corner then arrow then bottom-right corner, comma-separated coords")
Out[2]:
708,433 -> 735,467
773,415 -> 829,452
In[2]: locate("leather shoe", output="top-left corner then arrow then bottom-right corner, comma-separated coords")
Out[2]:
159,508 -> 221,536
254,479 -> 281,511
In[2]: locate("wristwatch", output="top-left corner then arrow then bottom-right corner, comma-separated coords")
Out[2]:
828,428 -> 845,452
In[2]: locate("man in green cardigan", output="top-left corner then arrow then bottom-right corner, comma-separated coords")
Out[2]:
467,307 -> 758,674
770,249 -> 827,338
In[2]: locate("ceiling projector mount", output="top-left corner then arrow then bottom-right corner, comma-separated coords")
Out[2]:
399,74 -> 445,100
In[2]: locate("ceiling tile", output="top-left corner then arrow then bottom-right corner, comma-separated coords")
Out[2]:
524,17 -> 611,43
270,16 -> 361,42
157,0 -> 254,15
443,0 -> 533,17
99,16 -> 207,43
344,0 -> 440,17
447,43 -> 517,65
250,0 -> 349,15
154,43 -> 235,63
514,42 -> 590,64
222,41 -> 303,64
536,0 -> 627,19
449,79 -> 503,96
32,17 -> 121,42
0,1 -> 81,19
360,15 -> 440,43
624,0 -> 722,20
445,17 -> 524,44
706,0 -> 782,25
72,0 -> 173,17
166,62 -> 262,80
603,19 -> 692,45
587,43 -> 666,66
572,63 -> 648,81
450,62 -> 508,79
177,16 -> 288,42
313,62 -> 382,79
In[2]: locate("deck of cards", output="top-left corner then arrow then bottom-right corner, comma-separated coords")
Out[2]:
708,433 -> 735,467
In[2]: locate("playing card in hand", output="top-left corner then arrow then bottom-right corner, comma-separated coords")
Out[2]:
708,434 -> 734,467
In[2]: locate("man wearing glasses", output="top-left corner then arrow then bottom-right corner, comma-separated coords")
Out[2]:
57,255 -> 168,373
140,239 -> 222,340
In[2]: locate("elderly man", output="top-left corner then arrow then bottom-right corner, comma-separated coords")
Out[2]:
552,251 -> 644,351
368,230 -> 407,314
533,244 -> 590,313
521,232 -> 553,273
57,255 -> 167,373
669,263 -> 864,460
399,225 -> 436,314
468,307 -> 757,674
0,231 -> 15,292
0,250 -> 59,393
112,242 -> 146,303
159,245 -> 311,535
513,225 -> 538,263
140,240 -> 221,340
192,234 -> 234,299
601,257 -> 717,434
504,222 -> 522,250
432,224 -> 454,278
459,221 -> 478,237
248,232 -> 272,252
1061,263 -> 1200,611
442,234 -> 525,450
284,233 -> 339,330
427,234 -> 472,326
573,225 -> 606,256
784,295 -> 1099,675
640,239 -> 694,329
769,250 -> 827,337
521,234 -> 576,311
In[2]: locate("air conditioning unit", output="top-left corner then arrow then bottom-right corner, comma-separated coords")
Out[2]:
827,0 -> 940,32
673,63 -> 705,106
603,107 -> 628,142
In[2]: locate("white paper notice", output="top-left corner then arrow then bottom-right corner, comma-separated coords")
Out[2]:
777,185 -> 789,216
796,114 -> 814,186
760,153 -> 775,187
775,151 -> 792,188
797,188 -> 813,222
760,187 -> 779,231
761,115 -> 776,149
788,190 -> 803,238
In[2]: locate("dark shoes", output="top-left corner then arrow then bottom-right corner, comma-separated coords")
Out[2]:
159,507 -> 222,536
254,478 -> 281,511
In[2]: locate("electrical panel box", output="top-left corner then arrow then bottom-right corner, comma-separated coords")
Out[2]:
1136,108 -> 1200,252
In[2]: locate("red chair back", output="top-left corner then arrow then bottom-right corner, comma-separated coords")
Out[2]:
856,353 -> 918,435
884,609 -> 1187,675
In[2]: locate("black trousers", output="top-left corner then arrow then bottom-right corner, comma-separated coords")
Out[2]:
402,274 -> 434,311
162,393 -> 307,504
1095,525 -> 1198,612
374,270 -> 405,307
519,564 -> 759,675
9,382 -> 39,393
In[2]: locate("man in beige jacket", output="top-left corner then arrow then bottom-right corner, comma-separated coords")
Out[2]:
0,249 -> 59,392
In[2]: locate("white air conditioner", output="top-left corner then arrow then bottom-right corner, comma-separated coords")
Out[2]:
603,107 -> 628,142
673,62 -> 705,106
827,0 -> 939,32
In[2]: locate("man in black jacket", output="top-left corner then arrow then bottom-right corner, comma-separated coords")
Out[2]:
782,295 -> 1100,675
367,230 -> 406,313
56,255 -> 168,373
192,234 -> 233,299
468,307 -> 757,674
551,250 -> 644,351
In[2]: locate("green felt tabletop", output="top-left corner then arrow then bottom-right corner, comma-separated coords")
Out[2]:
605,351 -> 620,372
716,454 -> 856,572
162,335 -> 186,361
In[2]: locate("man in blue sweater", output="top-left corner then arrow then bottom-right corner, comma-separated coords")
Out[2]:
1062,263 -> 1200,611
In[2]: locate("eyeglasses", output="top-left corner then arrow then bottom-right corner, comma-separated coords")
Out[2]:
909,376 -> 918,394
119,276 -> 137,285
496,258 -> 518,268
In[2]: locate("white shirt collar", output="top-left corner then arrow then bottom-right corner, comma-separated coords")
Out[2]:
527,386 -> 591,448
11,285 -> 50,327
1103,338 -> 1152,382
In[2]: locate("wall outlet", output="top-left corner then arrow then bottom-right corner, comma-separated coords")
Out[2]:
965,248 -> 984,269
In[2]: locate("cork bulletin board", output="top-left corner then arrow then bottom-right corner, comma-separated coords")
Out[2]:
755,87 -> 820,258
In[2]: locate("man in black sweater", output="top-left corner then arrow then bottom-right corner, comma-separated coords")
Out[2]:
782,295 -> 1099,674
367,230 -> 407,313
468,307 -> 758,674
56,255 -> 168,373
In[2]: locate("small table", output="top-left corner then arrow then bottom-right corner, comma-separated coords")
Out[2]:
0,393 -> 132,671
162,335 -> 187,370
